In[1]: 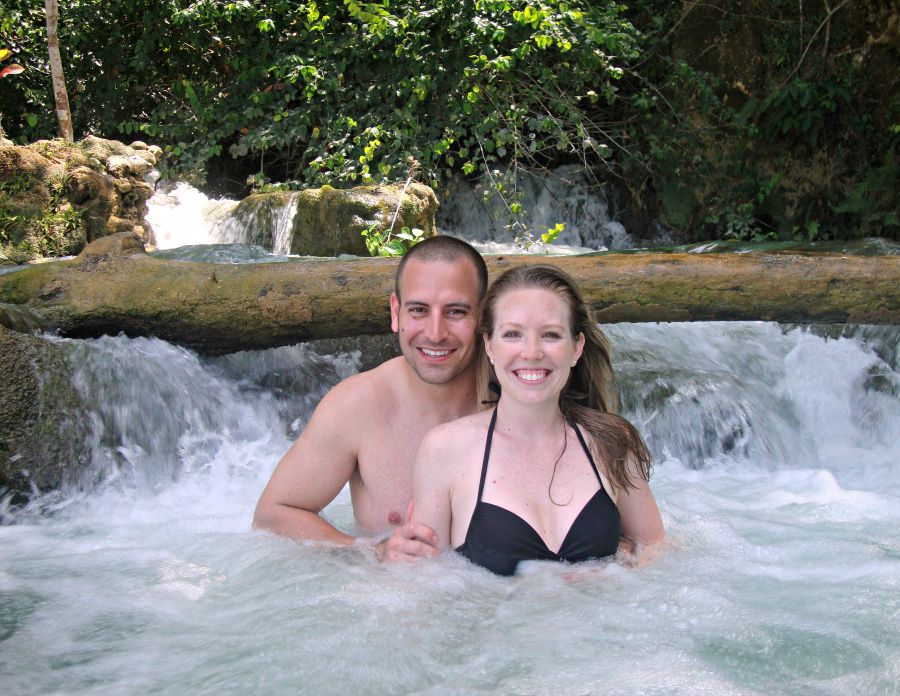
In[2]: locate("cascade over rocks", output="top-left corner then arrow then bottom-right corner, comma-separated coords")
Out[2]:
226,181 -> 439,256
2,232 -> 899,356
0,137 -> 159,264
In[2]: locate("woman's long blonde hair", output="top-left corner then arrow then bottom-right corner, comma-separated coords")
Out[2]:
476,264 -> 652,491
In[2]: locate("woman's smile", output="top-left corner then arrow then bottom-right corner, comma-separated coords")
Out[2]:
513,368 -> 551,383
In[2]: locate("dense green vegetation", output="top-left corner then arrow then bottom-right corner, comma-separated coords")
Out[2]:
1,0 -> 897,243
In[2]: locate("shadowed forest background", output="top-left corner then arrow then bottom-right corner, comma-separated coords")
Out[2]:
1,0 -> 898,244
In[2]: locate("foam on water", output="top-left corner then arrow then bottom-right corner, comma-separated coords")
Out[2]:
146,183 -> 239,250
2,323 -> 899,694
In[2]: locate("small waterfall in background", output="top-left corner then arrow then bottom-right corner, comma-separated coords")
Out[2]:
146,164 -> 675,255
217,192 -> 302,256
145,183 -> 239,250
435,164 -> 655,251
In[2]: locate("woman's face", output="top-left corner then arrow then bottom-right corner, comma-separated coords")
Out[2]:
484,288 -> 584,405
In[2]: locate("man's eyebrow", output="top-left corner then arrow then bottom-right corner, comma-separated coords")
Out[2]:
403,299 -> 474,310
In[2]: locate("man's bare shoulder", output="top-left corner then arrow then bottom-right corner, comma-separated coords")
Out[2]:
321,356 -> 405,412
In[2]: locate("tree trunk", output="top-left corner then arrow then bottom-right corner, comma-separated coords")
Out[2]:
2,233 -> 899,356
45,0 -> 73,141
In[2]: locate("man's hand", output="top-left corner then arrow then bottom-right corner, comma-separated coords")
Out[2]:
377,501 -> 440,562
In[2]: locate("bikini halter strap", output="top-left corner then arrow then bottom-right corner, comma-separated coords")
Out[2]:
476,407 -> 499,503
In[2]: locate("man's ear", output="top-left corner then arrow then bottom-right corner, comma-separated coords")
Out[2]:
390,293 -> 400,333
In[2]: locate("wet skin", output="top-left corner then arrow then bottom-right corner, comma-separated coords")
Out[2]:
253,257 -> 481,560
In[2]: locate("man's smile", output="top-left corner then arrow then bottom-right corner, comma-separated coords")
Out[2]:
419,347 -> 455,359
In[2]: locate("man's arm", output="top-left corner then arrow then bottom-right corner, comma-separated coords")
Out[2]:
252,374 -> 440,560
252,380 -> 360,544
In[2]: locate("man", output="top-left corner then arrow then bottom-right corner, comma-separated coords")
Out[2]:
253,235 -> 488,561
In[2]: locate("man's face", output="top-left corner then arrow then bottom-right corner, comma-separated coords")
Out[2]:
390,258 -> 480,386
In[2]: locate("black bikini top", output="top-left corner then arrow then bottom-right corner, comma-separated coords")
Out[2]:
456,408 -> 621,576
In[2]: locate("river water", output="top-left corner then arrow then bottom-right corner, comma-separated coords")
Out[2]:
2,186 -> 900,695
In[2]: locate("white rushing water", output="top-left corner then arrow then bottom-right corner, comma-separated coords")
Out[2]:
144,165 -> 668,257
145,183 -> 239,250
2,322 -> 899,695
435,165 -> 643,250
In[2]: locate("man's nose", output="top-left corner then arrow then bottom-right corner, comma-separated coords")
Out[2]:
425,313 -> 449,342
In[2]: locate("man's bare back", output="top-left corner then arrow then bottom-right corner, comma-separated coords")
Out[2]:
252,237 -> 488,560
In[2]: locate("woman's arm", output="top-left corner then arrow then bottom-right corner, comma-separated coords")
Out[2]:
615,454 -> 665,565
410,429 -> 455,549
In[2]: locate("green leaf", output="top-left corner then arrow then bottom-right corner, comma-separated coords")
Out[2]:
383,240 -> 406,256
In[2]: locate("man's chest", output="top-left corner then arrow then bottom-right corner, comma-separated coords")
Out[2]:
355,419 -> 431,498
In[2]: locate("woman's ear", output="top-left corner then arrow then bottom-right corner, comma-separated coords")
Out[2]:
572,332 -> 585,365
483,333 -> 494,364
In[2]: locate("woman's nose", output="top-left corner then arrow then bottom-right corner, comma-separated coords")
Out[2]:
520,334 -> 543,359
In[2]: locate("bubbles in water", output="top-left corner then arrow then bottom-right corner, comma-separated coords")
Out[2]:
1,323 -> 899,695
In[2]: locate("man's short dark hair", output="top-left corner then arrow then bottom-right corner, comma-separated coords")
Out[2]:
395,236 -> 488,302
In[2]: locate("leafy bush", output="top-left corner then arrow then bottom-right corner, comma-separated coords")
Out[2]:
1,0 -> 897,242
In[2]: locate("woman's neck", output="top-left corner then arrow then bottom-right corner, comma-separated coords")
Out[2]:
493,397 -> 564,443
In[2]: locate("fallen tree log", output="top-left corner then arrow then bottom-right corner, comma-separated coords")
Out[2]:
2,233 -> 899,355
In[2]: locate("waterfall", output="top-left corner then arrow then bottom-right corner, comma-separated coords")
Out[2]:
2,323 -> 899,695
217,191 -> 301,256
145,183 -> 239,250
436,165 -> 679,250
146,166 -> 678,254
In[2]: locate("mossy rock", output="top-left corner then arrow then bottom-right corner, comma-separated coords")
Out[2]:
228,181 -> 439,256
1,137 -> 157,264
0,143 -> 90,263
79,135 -> 134,161
0,326 -> 91,499
290,181 -> 439,256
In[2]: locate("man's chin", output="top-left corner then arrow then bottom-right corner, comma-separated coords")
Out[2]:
403,351 -> 470,386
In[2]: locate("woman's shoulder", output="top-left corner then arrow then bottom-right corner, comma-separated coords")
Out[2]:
420,409 -> 493,455
414,410 -> 492,491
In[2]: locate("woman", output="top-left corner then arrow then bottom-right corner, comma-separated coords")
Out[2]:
411,264 -> 664,576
